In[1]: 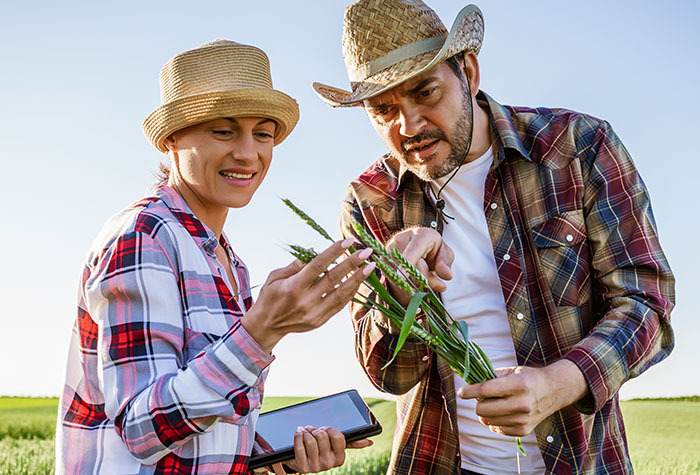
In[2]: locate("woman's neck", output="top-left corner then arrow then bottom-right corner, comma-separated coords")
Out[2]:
170,181 -> 228,238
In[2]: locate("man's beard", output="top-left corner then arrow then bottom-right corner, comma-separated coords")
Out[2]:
391,88 -> 473,182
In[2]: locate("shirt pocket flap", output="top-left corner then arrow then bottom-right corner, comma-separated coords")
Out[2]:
531,210 -> 585,248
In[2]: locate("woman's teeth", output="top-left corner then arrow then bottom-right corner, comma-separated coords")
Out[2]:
220,171 -> 253,179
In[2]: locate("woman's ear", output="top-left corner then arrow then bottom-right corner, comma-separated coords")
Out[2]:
461,52 -> 481,98
163,134 -> 177,152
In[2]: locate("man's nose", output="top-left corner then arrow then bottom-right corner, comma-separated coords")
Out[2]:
398,103 -> 427,137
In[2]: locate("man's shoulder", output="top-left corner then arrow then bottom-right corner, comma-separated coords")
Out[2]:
504,104 -> 611,167
345,153 -> 403,207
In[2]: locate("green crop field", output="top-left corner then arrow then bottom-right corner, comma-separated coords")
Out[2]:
1,396 -> 699,474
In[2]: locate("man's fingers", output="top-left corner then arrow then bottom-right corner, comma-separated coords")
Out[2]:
399,233 -> 439,268
458,380 -> 504,400
433,243 -> 454,280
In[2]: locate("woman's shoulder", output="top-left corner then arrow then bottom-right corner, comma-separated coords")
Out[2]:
85,189 -> 182,266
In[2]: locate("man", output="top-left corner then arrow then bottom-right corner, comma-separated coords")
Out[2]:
312,1 -> 675,474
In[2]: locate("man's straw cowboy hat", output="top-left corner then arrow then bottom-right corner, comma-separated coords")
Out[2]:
143,40 -> 299,152
313,0 -> 484,107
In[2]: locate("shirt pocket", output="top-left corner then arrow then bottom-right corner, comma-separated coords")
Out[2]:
531,210 -> 590,307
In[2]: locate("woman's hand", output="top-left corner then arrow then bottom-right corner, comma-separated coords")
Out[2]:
242,238 -> 375,352
281,426 -> 372,474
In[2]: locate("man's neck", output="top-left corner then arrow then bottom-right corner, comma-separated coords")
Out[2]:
464,100 -> 491,164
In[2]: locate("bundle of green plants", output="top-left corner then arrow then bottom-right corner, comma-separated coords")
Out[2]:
283,198 -> 525,458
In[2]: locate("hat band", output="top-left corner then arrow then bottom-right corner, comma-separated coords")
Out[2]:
348,35 -> 446,83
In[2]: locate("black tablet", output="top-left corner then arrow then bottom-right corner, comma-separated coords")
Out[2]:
248,389 -> 382,470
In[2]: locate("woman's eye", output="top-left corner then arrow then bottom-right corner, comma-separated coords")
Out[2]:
212,129 -> 233,136
420,88 -> 434,97
255,131 -> 274,139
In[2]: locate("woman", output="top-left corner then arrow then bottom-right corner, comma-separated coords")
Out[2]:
55,40 -> 375,474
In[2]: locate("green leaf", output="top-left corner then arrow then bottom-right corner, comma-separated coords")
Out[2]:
382,291 -> 426,370
452,321 -> 470,380
517,436 -> 527,456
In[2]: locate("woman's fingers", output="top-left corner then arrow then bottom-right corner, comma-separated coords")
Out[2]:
295,238 -> 355,287
325,427 -> 346,465
347,438 -> 373,449
292,427 -> 310,473
318,262 -> 376,317
313,247 -> 373,295
302,427 -> 321,472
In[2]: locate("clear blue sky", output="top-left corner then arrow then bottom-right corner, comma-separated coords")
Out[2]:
1,0 -> 698,400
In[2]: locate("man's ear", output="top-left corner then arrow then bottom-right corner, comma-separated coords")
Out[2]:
461,52 -> 481,98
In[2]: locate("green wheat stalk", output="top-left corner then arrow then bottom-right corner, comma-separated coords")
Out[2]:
282,198 -> 526,457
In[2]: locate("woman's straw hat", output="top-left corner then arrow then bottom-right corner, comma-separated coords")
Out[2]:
313,0 -> 484,107
143,40 -> 299,152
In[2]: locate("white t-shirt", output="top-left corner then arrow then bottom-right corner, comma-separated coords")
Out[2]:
431,147 -> 546,475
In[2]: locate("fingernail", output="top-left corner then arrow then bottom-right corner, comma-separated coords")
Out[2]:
358,248 -> 373,260
296,426 -> 304,433
341,238 -> 354,248
305,425 -> 314,430
319,426 -> 327,431
362,262 -> 377,276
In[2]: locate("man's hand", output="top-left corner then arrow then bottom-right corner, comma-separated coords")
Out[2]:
386,227 -> 454,305
457,359 -> 589,436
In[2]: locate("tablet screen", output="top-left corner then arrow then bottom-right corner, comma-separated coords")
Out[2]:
255,392 -> 370,451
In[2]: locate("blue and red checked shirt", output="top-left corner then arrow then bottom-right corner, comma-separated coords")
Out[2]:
56,185 -> 274,474
340,91 -> 675,474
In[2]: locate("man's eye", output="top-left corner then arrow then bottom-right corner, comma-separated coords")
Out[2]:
420,88 -> 434,97
212,129 -> 233,136
372,107 -> 392,119
255,131 -> 274,139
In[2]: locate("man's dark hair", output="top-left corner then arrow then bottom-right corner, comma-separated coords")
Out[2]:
445,53 -> 468,88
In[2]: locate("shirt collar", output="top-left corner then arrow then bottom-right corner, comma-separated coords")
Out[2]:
153,185 -> 219,254
395,90 -> 532,188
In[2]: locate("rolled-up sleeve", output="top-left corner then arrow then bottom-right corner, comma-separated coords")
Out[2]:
85,230 -> 273,464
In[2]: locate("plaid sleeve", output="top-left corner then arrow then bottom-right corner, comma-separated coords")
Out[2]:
563,121 -> 675,414
340,194 -> 432,395
84,229 -> 273,464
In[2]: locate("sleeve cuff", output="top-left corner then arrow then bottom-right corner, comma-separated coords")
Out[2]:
190,321 -> 274,398
563,346 -> 611,415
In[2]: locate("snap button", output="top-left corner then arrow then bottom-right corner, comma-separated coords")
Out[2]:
503,253 -> 511,261
546,435 -> 554,443
566,234 -> 574,242
430,220 -> 438,229
490,203 -> 498,210
516,312 -> 524,320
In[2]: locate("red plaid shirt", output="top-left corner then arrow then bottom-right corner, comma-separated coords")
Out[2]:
340,92 -> 675,474
57,186 -> 273,474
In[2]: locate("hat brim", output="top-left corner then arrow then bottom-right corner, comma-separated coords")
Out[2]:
313,4 -> 483,108
143,88 -> 300,152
